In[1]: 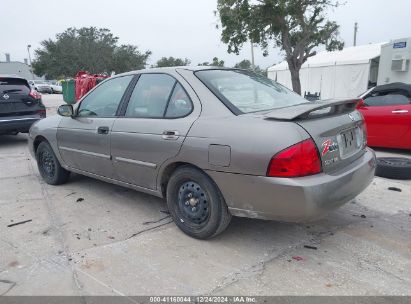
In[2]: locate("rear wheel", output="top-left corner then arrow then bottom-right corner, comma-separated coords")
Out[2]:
166,166 -> 231,239
36,141 -> 70,185
376,157 -> 411,180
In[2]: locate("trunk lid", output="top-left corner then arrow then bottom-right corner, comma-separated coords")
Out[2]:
0,77 -> 40,117
264,99 -> 367,173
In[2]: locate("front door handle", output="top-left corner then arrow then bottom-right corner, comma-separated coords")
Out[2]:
392,110 -> 409,114
162,130 -> 179,140
97,126 -> 110,135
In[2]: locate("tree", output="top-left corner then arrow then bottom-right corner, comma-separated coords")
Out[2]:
234,59 -> 267,77
155,57 -> 191,67
234,59 -> 253,70
198,57 -> 225,67
216,0 -> 344,94
32,27 -> 151,79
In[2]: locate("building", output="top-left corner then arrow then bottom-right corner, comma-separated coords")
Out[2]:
0,54 -> 43,80
377,38 -> 411,85
267,43 -> 384,99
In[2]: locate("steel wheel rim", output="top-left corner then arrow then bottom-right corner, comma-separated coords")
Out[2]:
177,181 -> 210,227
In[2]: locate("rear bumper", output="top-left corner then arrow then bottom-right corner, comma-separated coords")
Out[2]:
0,117 -> 43,134
207,148 -> 376,222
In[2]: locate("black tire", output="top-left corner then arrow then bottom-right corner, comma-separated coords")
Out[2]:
375,157 -> 411,180
166,166 -> 231,239
36,141 -> 70,185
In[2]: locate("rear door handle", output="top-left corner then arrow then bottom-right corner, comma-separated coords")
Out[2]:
392,110 -> 409,114
162,130 -> 179,140
97,126 -> 110,135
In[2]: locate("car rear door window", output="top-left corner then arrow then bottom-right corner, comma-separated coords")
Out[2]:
77,75 -> 133,117
125,74 -> 189,118
125,74 -> 175,118
364,94 -> 410,107
165,83 -> 192,118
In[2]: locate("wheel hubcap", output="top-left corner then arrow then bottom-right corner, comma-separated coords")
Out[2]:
177,181 -> 209,225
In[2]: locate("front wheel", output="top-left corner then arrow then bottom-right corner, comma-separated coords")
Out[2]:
36,141 -> 70,185
166,167 -> 231,239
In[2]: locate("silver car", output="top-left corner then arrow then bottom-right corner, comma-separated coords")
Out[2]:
29,80 -> 53,94
29,67 -> 376,239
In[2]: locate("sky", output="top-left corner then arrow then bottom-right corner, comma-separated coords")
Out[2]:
1,0 -> 411,69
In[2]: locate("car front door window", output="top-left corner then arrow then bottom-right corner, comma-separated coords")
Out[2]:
78,76 -> 133,117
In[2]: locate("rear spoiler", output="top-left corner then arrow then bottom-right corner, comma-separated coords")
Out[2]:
264,99 -> 360,121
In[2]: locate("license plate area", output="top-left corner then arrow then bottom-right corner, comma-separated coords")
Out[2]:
337,127 -> 362,159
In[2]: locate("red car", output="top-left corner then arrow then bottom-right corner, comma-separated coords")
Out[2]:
358,83 -> 411,150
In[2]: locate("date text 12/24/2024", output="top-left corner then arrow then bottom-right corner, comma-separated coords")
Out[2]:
149,296 -> 257,303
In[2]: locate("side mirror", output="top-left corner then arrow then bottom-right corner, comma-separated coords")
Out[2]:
58,104 -> 74,117
356,99 -> 365,108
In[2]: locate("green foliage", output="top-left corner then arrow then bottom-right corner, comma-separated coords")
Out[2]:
32,27 -> 151,79
233,59 -> 252,70
234,59 -> 267,76
216,0 -> 345,93
198,57 -> 225,67
155,57 -> 191,67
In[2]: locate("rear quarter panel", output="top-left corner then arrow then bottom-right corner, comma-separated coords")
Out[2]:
173,115 -> 310,176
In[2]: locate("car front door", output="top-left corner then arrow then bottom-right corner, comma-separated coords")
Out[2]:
111,73 -> 200,190
359,92 -> 411,148
57,75 -> 134,177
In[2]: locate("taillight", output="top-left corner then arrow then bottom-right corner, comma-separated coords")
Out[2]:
267,139 -> 322,178
29,89 -> 41,99
37,109 -> 46,118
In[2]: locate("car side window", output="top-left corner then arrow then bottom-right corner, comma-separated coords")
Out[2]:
364,94 -> 410,107
125,74 -> 193,118
77,75 -> 133,117
165,83 -> 193,118
125,74 -> 175,118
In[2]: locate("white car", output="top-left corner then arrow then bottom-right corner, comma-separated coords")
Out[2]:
48,81 -> 63,94
28,80 -> 52,94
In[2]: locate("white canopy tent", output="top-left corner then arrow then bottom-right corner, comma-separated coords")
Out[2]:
267,43 -> 384,99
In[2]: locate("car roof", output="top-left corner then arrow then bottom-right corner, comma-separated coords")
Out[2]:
114,66 -> 237,78
372,82 -> 411,97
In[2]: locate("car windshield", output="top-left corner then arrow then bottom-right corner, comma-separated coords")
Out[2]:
195,69 -> 308,114
34,80 -> 47,84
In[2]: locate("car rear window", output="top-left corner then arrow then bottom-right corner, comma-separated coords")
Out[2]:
0,77 -> 30,95
195,69 -> 308,114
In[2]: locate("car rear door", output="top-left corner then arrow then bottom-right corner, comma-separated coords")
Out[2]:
111,73 -> 200,190
0,77 -> 42,120
358,92 -> 411,148
57,75 -> 133,178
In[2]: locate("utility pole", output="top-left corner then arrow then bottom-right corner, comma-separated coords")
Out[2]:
353,22 -> 358,46
27,44 -> 34,79
250,41 -> 255,70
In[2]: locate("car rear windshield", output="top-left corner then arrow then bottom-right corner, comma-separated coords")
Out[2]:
195,69 -> 308,114
0,77 -> 30,95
